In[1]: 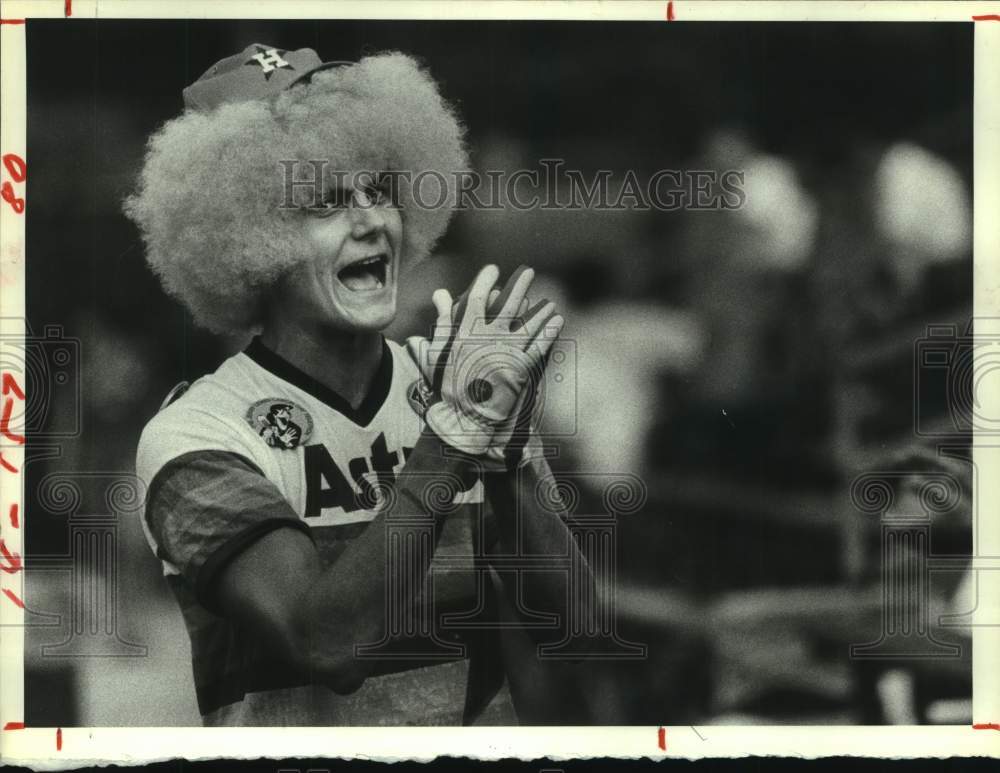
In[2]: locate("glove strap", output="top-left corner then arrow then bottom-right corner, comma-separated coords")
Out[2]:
426,403 -> 495,456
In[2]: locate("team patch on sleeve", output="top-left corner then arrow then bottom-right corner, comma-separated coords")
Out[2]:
407,378 -> 433,418
245,398 -> 314,449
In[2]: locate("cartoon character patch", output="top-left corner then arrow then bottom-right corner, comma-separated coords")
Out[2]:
407,378 -> 434,418
246,398 -> 313,449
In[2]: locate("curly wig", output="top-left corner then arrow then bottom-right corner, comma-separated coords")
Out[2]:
124,52 -> 468,335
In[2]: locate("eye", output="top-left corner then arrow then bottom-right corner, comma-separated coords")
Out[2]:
306,176 -> 396,217
361,175 -> 396,207
308,186 -> 353,217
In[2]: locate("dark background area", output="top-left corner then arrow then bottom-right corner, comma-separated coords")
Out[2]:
22,19 -> 973,726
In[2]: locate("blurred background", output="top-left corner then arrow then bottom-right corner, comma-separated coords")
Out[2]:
22,20 -> 973,726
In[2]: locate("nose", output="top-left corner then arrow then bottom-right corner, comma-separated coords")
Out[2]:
348,190 -> 386,240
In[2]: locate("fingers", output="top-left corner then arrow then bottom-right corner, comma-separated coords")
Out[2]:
460,264 -> 500,331
486,264 -> 530,321
431,289 -> 454,328
512,296 -> 547,333
450,288 -> 468,323
526,313 -> 565,366
499,266 -> 535,320
433,265 -> 554,340
453,285 -> 499,325
519,299 -> 558,340
448,265 -> 535,328
492,265 -> 534,323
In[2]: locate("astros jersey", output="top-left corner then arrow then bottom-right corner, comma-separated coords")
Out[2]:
135,337 -> 513,726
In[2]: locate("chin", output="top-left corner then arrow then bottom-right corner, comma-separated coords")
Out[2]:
347,310 -> 397,332
327,297 -> 398,333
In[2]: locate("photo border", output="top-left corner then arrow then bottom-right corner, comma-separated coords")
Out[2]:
1,0 -> 998,764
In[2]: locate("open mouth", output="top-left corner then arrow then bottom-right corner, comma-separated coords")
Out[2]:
337,253 -> 389,292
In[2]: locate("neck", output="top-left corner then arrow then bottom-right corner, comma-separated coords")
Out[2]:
259,323 -> 383,411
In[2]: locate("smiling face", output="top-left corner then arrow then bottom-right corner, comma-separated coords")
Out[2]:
269,175 -> 403,334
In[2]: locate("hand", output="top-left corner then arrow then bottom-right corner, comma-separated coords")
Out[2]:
406,265 -> 563,455
479,266 -> 558,469
409,265 -> 557,466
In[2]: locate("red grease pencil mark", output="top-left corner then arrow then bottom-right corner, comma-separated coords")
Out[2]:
56,727 -> 62,750
1,398 -> 25,444
0,540 -> 22,573
2,155 -> 26,183
65,0 -> 72,17
0,19 -> 27,25
2,373 -> 25,400
2,588 -> 24,608
666,1 -> 675,21
9,504 -> 18,528
973,723 -> 1000,730
0,183 -> 24,214
4,722 -> 24,730
1,154 -> 26,214
1,454 -> 17,473
658,726 -> 667,750
972,14 -> 1000,21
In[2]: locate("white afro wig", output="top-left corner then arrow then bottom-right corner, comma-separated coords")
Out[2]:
124,52 -> 468,335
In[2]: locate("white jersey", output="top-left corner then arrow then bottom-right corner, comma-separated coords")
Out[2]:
137,338 -> 483,543
135,337 -> 511,726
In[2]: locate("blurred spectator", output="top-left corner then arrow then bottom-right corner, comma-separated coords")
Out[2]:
533,256 -> 705,477
809,141 -> 970,347
874,141 -> 971,288
646,129 -> 836,489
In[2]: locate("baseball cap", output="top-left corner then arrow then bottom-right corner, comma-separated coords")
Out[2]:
182,43 -> 354,112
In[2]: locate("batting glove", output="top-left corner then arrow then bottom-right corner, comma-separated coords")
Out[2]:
406,265 -> 563,456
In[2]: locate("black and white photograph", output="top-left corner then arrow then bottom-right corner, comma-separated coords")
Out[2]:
1,0 -> 998,762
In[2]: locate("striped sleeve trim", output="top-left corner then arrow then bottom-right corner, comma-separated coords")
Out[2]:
196,517 -> 313,614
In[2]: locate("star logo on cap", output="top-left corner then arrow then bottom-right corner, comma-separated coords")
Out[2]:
245,46 -> 294,79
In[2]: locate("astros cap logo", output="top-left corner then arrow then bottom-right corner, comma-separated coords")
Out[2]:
181,43 -> 355,112
246,47 -> 292,77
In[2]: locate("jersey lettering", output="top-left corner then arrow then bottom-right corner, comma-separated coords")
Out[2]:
303,433 -> 412,517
